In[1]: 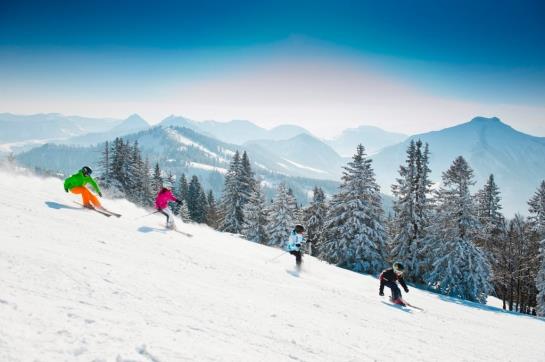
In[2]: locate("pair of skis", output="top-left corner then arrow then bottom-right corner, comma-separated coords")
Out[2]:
388,296 -> 424,311
74,202 -> 121,218
165,224 -> 193,237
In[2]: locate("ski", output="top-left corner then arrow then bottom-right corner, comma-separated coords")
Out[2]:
173,229 -> 193,237
163,224 -> 193,237
100,208 -> 122,218
73,202 -> 112,217
403,300 -> 424,311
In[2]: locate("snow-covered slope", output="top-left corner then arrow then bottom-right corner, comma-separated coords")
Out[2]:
1,170 -> 544,361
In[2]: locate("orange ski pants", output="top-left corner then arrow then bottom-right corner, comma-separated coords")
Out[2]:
70,186 -> 101,208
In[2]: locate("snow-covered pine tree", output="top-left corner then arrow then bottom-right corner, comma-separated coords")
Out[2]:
266,182 -> 297,248
424,156 -> 492,303
320,144 -> 387,274
415,141 -> 432,226
98,141 -> 111,189
476,174 -> 504,251
126,141 -> 144,204
140,158 -> 154,206
199,188 -> 208,224
108,137 -> 130,196
240,151 -> 257,202
537,241 -> 545,316
206,190 -> 220,229
528,180 -> 545,316
528,181 -> 545,234
390,140 -> 432,282
187,175 -> 207,223
286,187 -> 303,224
151,162 -> 163,195
179,202 -> 191,223
242,185 -> 269,244
219,151 -> 245,233
176,173 -> 189,203
303,186 -> 328,256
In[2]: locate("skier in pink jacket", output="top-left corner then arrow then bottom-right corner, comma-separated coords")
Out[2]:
155,182 -> 182,229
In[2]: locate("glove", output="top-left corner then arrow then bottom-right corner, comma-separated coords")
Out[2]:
379,291 -> 384,296
64,187 -> 69,193
98,191 -> 103,197
404,287 -> 409,293
295,243 -> 301,248
176,200 -> 183,205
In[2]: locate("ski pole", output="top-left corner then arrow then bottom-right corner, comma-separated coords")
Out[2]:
134,210 -> 159,220
267,250 -> 288,262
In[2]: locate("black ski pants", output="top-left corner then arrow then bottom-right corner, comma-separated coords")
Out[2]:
384,281 -> 402,300
289,250 -> 302,265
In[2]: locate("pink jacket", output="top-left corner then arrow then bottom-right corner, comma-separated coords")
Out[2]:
155,189 -> 178,210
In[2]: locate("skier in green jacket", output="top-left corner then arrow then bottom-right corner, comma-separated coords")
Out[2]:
64,166 -> 103,209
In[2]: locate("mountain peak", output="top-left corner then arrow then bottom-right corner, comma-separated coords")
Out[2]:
468,116 -> 503,125
126,113 -> 145,121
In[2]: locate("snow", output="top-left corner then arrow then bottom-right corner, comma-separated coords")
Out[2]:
1,170 -> 545,361
282,159 -> 328,174
254,162 -> 271,171
165,128 -> 228,163
188,161 -> 227,174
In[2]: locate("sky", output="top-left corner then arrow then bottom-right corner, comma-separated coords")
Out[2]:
1,0 -> 544,137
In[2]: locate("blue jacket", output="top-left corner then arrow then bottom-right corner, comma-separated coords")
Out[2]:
285,230 -> 305,252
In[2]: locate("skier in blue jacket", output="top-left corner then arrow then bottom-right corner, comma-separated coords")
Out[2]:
285,224 -> 306,270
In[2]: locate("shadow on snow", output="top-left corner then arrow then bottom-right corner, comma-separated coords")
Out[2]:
45,201 -> 80,210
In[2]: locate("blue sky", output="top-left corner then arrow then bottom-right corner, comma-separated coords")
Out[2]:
1,0 -> 544,136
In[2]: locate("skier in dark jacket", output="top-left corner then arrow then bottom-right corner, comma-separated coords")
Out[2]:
379,262 -> 409,306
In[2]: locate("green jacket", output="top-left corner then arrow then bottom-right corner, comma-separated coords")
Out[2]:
64,171 -> 101,194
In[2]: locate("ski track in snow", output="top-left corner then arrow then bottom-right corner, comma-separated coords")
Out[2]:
1,170 -> 545,361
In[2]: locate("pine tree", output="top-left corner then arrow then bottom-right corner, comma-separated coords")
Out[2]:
187,175 -> 207,223
179,202 -> 191,223
529,180 -> 545,316
537,240 -> 545,316
424,156 -> 492,303
174,173 -> 189,214
390,140 -> 432,282
140,158 -> 154,206
108,137 -> 130,196
219,151 -> 245,233
206,190 -> 220,229
242,185 -> 269,244
126,141 -> 143,204
303,186 -> 328,256
320,145 -> 387,274
240,151 -> 257,202
476,174 -> 504,251
151,162 -> 163,195
98,141 -> 111,189
528,181 -> 545,234
266,183 -> 297,248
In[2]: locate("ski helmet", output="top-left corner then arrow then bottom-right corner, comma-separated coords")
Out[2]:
163,181 -> 173,189
393,262 -> 405,273
81,166 -> 92,176
294,224 -> 305,233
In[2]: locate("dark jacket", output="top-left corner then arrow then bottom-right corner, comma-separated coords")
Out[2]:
379,268 -> 408,294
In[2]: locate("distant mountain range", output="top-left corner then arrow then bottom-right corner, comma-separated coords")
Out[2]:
60,114 -> 150,146
245,133 -> 344,180
326,126 -> 407,156
15,126 -> 341,205
371,117 -> 545,216
4,112 -> 545,214
157,116 -> 311,145
0,113 -> 120,143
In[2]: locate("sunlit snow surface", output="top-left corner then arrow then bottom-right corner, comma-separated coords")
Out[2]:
1,170 -> 544,361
